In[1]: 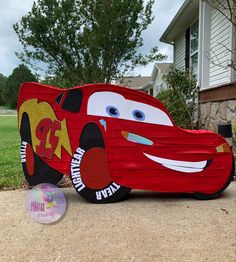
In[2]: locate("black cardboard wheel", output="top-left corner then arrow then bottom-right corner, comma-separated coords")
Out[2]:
70,123 -> 131,203
20,113 -> 63,186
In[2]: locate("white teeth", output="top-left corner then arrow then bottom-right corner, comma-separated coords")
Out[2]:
143,153 -> 207,173
162,164 -> 203,173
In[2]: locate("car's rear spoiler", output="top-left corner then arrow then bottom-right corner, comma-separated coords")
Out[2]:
17,82 -> 63,111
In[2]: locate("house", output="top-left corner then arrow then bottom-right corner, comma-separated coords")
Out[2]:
118,76 -> 151,90
117,63 -> 171,97
117,76 -> 151,94
148,63 -> 172,96
160,0 -> 236,133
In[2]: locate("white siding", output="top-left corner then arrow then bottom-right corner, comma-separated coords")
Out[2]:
209,6 -> 231,87
154,73 -> 167,96
234,16 -> 236,82
174,34 -> 185,70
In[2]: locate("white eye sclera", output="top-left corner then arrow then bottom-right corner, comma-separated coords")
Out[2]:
87,91 -> 173,126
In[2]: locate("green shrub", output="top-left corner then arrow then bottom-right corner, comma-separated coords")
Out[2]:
157,66 -> 198,129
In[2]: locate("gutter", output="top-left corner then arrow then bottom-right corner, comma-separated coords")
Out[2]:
140,81 -> 154,90
159,0 -> 193,44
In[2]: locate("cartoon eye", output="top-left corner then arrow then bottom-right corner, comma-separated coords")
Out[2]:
132,110 -> 145,121
88,92 -> 173,126
105,106 -> 120,118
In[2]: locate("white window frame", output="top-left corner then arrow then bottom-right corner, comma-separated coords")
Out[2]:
189,19 -> 199,79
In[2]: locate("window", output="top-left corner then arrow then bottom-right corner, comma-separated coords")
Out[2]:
190,20 -> 199,78
87,91 -> 173,126
149,88 -> 153,96
156,83 -> 164,93
185,20 -> 199,79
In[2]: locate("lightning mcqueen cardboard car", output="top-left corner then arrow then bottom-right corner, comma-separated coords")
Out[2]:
17,82 -> 234,203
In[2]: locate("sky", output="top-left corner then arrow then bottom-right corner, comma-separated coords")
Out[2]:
0,0 -> 184,78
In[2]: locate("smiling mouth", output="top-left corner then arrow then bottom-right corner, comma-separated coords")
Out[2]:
143,153 -> 210,173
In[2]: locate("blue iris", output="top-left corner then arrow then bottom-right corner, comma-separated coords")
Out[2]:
132,110 -> 145,121
106,105 -> 120,118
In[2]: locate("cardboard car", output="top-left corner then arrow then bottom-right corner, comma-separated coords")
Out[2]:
17,82 -> 234,203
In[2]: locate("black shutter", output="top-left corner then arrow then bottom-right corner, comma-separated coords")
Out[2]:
185,27 -> 190,70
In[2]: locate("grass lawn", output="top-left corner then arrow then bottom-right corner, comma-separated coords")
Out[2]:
0,116 -> 25,189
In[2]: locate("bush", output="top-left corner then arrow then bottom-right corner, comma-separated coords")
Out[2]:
157,66 -> 198,129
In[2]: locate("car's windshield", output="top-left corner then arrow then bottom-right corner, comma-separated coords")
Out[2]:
87,91 -> 173,126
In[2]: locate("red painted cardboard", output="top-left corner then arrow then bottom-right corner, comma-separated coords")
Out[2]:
17,82 -> 234,203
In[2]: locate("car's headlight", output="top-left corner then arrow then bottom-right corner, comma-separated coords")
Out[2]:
216,143 -> 231,153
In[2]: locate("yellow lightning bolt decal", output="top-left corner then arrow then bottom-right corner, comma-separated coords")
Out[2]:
18,99 -> 72,158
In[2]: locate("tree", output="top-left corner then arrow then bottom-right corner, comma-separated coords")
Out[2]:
14,0 -> 166,86
5,64 -> 37,108
40,75 -> 72,88
0,73 -> 8,105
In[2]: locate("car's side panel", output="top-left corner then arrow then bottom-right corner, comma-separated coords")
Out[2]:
104,119 -> 233,194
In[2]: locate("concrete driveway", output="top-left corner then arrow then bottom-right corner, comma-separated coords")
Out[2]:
0,183 -> 235,262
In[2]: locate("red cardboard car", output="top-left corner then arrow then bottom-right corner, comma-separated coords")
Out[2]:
17,82 -> 234,203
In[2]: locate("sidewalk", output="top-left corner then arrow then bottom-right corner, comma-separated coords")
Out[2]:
0,108 -> 16,116
0,183 -> 235,262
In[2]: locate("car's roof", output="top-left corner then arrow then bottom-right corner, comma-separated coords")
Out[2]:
21,82 -> 170,116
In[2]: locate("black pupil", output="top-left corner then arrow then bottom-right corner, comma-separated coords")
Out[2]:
109,107 -> 117,115
135,111 -> 143,119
